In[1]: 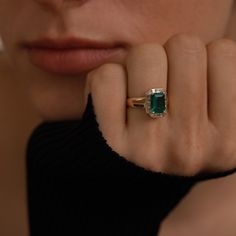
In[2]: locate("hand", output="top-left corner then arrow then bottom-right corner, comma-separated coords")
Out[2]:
84,33 -> 236,176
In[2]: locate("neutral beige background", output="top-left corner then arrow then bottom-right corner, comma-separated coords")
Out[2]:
0,50 -> 41,236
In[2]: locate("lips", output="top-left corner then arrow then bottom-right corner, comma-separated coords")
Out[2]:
23,37 -> 126,75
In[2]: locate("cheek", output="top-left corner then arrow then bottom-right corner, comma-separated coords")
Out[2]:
183,0 -> 234,42
27,75 -> 87,121
123,0 -> 234,44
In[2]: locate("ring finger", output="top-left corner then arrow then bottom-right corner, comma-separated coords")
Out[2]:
126,44 -> 168,130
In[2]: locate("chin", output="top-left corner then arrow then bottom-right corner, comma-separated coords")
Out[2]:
37,105 -> 85,122
28,86 -> 87,122
32,97 -> 86,122
20,67 -> 88,121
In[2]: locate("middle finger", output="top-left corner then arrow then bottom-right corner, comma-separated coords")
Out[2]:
164,34 -> 208,124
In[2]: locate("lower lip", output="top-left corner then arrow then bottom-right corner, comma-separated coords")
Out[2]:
26,47 -> 124,75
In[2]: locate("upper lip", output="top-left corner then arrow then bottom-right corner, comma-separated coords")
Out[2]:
22,36 -> 125,50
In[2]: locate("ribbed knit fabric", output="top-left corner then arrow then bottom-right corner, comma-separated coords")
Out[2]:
26,94 -> 236,236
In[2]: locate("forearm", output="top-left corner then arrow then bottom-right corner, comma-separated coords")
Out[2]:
158,173 -> 236,236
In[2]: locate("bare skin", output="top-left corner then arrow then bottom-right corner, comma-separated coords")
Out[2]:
0,0 -> 235,121
159,7 -> 236,235
85,33 -> 236,176
1,0 -> 236,234
159,173 -> 236,236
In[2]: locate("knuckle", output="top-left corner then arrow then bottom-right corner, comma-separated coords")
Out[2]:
127,137 -> 166,173
207,38 -> 236,58
127,43 -> 166,64
207,138 -> 236,173
220,139 -> 236,166
171,136 -> 205,176
177,152 -> 203,176
93,63 -> 121,79
107,133 -> 129,160
165,33 -> 205,53
87,63 -> 122,89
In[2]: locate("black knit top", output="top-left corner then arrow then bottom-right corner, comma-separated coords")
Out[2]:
26,95 -> 236,236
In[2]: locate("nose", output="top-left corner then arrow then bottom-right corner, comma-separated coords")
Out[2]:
35,0 -> 89,13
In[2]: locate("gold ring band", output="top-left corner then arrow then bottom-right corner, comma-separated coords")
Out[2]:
126,97 -> 146,108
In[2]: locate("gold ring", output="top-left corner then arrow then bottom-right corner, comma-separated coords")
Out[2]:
126,88 -> 168,118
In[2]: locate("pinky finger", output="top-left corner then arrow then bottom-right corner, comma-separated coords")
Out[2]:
207,39 -> 236,132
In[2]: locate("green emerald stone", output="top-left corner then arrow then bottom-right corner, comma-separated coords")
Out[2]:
150,91 -> 166,114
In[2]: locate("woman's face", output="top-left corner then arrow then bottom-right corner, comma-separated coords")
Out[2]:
0,0 -> 235,120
